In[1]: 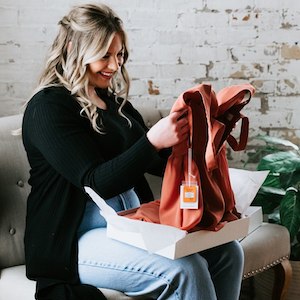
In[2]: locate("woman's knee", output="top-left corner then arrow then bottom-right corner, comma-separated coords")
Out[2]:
168,255 -> 217,299
201,240 -> 244,277
169,254 -> 212,286
226,240 -> 244,266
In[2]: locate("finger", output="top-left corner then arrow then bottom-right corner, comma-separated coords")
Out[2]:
177,131 -> 189,144
177,110 -> 188,121
176,117 -> 189,128
170,109 -> 188,121
180,123 -> 190,133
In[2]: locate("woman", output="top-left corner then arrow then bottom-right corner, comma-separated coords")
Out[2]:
22,3 -> 244,300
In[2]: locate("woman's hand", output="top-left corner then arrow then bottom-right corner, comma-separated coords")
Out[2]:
146,109 -> 189,150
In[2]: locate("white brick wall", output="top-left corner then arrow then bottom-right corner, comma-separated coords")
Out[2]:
1,0 -> 300,167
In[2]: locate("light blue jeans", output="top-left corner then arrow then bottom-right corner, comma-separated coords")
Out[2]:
77,190 -> 244,300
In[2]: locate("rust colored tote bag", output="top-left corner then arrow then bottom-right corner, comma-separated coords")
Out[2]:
128,83 -> 255,231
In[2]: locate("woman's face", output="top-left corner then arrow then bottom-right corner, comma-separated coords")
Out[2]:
87,33 -> 124,89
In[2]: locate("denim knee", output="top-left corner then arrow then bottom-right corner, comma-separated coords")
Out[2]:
225,240 -> 244,269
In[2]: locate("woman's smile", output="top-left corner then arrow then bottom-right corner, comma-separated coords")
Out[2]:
97,71 -> 114,80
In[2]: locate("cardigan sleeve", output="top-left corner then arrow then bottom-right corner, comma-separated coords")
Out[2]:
23,90 -> 162,199
122,100 -> 170,177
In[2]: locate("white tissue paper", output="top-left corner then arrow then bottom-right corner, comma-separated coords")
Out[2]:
84,187 -> 187,253
229,168 -> 269,215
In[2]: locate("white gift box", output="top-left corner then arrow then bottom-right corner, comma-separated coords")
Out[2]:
84,169 -> 267,260
111,206 -> 262,260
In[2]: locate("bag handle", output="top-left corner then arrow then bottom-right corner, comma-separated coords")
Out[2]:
206,86 -> 254,170
226,113 -> 249,151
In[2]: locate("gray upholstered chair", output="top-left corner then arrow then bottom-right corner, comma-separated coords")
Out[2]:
0,112 -> 292,300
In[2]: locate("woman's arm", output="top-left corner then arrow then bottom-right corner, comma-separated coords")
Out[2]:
23,92 -> 160,199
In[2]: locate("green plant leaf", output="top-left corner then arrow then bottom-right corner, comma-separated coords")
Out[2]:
256,135 -> 299,151
257,151 -> 300,174
268,207 -> 280,224
248,135 -> 300,260
261,173 -> 281,189
280,188 -> 300,242
259,186 -> 285,196
297,230 -> 300,243
280,171 -> 300,189
252,191 -> 283,214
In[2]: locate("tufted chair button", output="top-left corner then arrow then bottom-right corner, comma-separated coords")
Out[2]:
147,121 -> 152,127
17,180 -> 24,187
9,228 -> 16,235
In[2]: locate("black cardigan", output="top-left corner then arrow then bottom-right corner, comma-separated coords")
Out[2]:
22,87 -> 168,299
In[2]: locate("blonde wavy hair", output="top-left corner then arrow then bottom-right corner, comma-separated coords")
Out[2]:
33,3 -> 130,133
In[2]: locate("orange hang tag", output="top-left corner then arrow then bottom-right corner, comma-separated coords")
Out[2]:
180,182 -> 199,209
180,147 -> 199,209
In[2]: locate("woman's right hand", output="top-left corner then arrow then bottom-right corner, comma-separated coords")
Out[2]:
146,109 -> 189,150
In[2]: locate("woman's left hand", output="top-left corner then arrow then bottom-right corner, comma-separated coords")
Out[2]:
146,109 -> 189,150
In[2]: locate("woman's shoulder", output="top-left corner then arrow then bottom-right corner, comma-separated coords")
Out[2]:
26,86 -> 80,112
30,86 -> 72,104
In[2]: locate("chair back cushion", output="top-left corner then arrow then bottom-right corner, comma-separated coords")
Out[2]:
0,114 -> 30,269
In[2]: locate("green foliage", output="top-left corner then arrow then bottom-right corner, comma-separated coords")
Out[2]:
280,188 -> 300,241
248,135 -> 300,260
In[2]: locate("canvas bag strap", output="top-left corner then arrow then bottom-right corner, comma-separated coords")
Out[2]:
216,86 -> 254,152
226,113 -> 249,151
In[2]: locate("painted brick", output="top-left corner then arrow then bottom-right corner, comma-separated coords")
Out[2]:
281,44 -> 300,60
256,28 -> 300,44
232,45 -> 279,62
202,27 -> 257,47
17,7 -> 63,25
277,79 -> 300,96
181,46 -> 228,64
209,62 -> 265,79
128,79 -> 149,97
254,0 -> 300,10
178,11 -> 229,29
206,0 -> 256,10
150,45 -> 185,64
127,64 -> 158,80
156,30 -> 195,46
251,80 -> 276,94
126,30 -> 157,50
0,25 -> 55,44
269,60 -> 300,78
156,1 -> 205,11
0,7 -> 18,26
281,10 -> 300,28
1,0 -> 300,167
126,9 -> 178,29
230,11 -> 281,30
